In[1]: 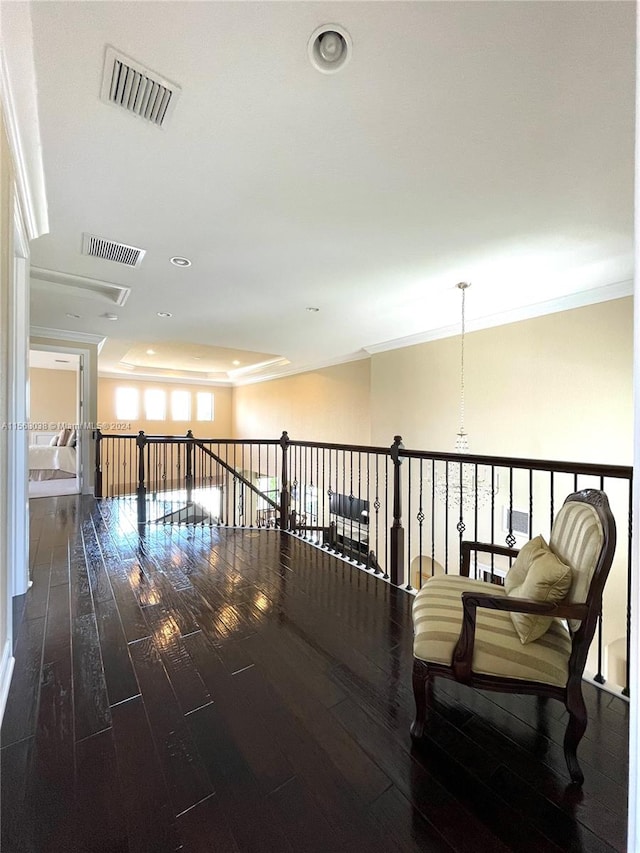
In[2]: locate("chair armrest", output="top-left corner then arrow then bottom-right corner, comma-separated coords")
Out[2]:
460,541 -> 520,577
452,591 -> 589,682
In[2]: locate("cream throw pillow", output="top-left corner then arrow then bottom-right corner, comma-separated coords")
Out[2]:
507,544 -> 572,644
504,535 -> 547,594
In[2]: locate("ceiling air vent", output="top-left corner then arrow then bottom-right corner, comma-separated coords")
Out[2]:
100,46 -> 180,128
82,233 -> 146,268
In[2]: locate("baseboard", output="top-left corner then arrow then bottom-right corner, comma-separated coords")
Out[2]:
0,639 -> 15,725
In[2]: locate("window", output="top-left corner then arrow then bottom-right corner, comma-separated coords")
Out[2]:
171,390 -> 191,421
196,391 -> 214,421
115,387 -> 139,420
144,388 -> 166,420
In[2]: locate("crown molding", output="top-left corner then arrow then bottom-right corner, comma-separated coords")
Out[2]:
0,6 -> 49,240
30,325 -> 106,348
232,350 -> 370,387
363,280 -> 634,355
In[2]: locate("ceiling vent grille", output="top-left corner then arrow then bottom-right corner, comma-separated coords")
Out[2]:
82,233 -> 146,267
100,46 -> 180,128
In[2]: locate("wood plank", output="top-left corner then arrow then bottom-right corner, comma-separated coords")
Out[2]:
72,612 -> 111,742
111,695 -> 180,853
0,616 -> 45,747
129,636 -> 213,816
75,728 -> 130,853
93,594 -> 140,707
0,737 -> 34,853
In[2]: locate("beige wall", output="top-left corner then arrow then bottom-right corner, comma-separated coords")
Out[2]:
371,297 -> 633,465
232,359 -> 371,445
98,377 -> 233,437
29,367 -> 77,426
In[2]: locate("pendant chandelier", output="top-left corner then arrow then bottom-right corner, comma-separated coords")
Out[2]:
434,282 -> 498,508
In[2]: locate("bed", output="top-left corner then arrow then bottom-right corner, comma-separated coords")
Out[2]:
28,444 -> 77,481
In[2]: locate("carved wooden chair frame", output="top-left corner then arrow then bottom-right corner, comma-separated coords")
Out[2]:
411,489 -> 617,785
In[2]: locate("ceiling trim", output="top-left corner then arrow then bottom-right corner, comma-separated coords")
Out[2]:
363,279 -> 634,355
0,6 -> 49,239
31,325 -> 107,348
98,369 -> 232,388
232,350 -> 371,387
31,267 -> 131,306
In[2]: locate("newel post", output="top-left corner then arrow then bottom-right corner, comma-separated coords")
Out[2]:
390,435 -> 405,586
94,428 -> 103,498
279,431 -> 290,531
185,429 -> 194,504
136,430 -> 147,525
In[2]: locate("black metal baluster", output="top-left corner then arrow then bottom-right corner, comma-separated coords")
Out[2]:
373,455 -> 381,574
431,459 -> 436,575
457,459 -> 465,575
472,463 -> 478,579
444,463 -> 449,573
383,455 -> 389,580
490,467 -> 496,576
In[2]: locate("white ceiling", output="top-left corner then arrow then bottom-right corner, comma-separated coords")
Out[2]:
27,1 -> 635,383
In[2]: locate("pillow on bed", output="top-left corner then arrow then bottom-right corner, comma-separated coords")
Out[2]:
67,430 -> 77,447
49,435 -> 59,446
57,427 -> 71,447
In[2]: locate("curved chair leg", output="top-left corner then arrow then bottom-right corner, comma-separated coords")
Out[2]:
564,680 -> 587,785
410,659 -> 430,740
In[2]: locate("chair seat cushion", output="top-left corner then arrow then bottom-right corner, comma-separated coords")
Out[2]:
412,575 -> 572,687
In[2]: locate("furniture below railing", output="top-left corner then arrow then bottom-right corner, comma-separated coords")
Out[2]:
94,429 -> 633,695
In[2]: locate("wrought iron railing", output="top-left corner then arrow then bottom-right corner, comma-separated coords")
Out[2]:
94,429 -> 633,694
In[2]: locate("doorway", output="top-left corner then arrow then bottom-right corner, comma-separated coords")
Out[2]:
28,349 -> 82,497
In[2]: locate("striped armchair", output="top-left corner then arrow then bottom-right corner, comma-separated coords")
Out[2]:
410,489 -> 617,785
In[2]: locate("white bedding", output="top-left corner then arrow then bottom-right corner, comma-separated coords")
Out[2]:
29,445 -> 77,480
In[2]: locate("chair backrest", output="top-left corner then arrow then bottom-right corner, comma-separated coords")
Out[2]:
549,490 -> 616,635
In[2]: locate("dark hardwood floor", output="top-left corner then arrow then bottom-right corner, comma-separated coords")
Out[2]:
0,494 -> 628,852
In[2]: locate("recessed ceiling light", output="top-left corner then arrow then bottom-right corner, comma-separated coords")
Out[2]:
170,256 -> 191,267
146,349 -> 155,355
306,306 -> 320,312
65,312 -> 81,319
232,360 -> 241,366
157,312 -> 172,318
191,356 -> 202,360
103,312 -> 118,320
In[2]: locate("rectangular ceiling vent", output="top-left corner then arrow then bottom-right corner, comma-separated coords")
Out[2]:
82,233 -> 146,267
100,45 -> 180,128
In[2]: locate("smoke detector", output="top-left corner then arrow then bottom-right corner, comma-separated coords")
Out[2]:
308,25 -> 352,74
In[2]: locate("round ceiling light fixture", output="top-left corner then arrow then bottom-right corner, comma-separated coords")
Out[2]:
103,312 -> 118,321
157,311 -> 173,318
66,312 -> 81,319
170,256 -> 191,267
146,349 -> 156,355
308,25 -> 352,74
